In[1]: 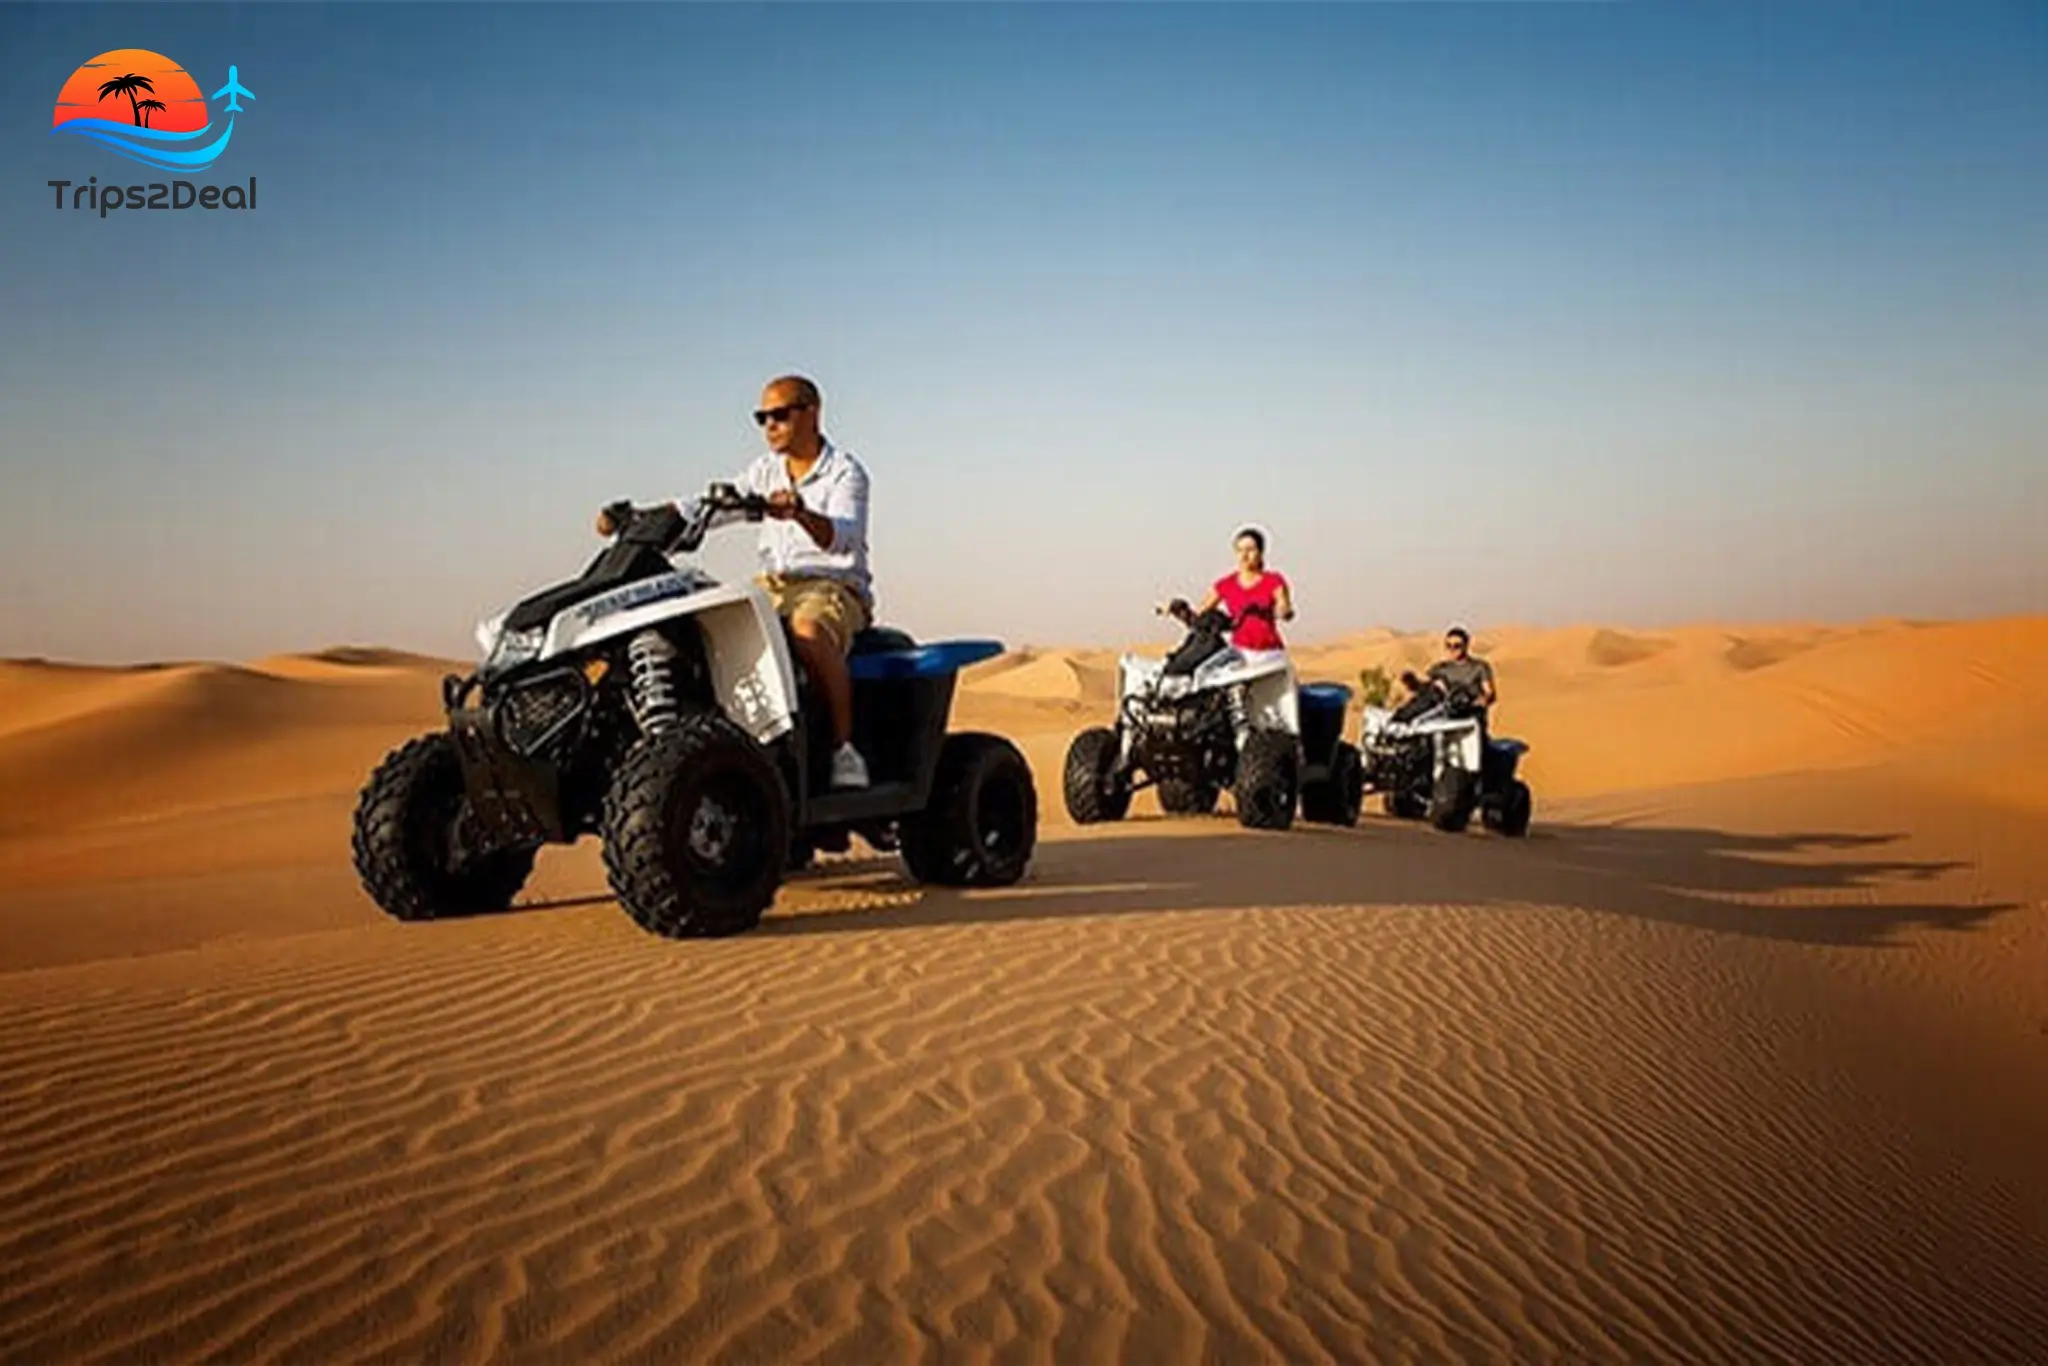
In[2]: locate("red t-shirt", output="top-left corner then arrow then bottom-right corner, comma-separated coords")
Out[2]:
1213,571 -> 1288,651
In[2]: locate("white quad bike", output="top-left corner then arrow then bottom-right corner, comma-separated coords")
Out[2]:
351,482 -> 1038,940
1062,601 -> 1364,831
1359,670 -> 1533,835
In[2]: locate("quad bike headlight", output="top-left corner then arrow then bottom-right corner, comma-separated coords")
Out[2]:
474,611 -> 507,655
485,625 -> 544,674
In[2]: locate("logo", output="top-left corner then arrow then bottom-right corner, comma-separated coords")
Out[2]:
48,49 -> 256,216
571,574 -> 707,629
52,49 -> 251,170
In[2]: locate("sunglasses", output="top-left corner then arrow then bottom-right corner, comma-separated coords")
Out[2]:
752,402 -> 811,427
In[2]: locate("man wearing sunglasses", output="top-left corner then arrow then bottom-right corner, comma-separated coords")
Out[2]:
601,374 -> 875,788
1421,626 -> 1497,715
733,374 -> 875,788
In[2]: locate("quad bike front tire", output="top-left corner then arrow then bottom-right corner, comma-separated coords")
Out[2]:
1301,741 -> 1365,827
1384,790 -> 1428,820
1157,778 -> 1220,816
601,714 -> 790,939
1062,727 -> 1131,824
1428,768 -> 1480,833
1483,779 -> 1534,838
902,733 -> 1039,887
352,733 -> 538,922
1234,728 -> 1299,831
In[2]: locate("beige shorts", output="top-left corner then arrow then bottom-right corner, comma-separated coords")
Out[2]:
757,574 -> 871,656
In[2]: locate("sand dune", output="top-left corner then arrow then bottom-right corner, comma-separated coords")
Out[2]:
248,646 -> 470,681
3,617 -> 2047,1362
0,655 -> 452,842
961,650 -> 1096,704
1275,615 -> 2048,799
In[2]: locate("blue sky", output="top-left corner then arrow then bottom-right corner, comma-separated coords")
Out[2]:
2,2 -> 2043,662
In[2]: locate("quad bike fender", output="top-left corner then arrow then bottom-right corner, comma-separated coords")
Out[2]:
1433,722 -> 1484,777
1191,648 -> 1288,692
1483,736 -> 1529,783
535,569 -> 721,654
543,578 -> 800,745
1234,660 -> 1300,739
1118,653 -> 1164,700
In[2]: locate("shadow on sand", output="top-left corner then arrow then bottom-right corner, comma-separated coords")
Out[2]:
744,814 -> 2015,948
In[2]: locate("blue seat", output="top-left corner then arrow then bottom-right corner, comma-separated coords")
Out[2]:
849,637 -> 1005,682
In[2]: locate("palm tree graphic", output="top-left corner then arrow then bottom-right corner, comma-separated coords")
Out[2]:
96,73 -> 155,126
135,98 -> 166,128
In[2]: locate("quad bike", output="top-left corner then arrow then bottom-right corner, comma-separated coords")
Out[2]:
1359,671 -> 1532,835
351,482 -> 1038,939
1061,600 -> 1364,831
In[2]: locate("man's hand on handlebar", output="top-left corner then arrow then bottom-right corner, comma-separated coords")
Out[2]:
595,501 -> 679,537
597,483 -> 773,540
700,482 -> 761,515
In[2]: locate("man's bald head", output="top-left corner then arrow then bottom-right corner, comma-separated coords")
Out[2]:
764,375 -> 821,409
756,374 -> 823,457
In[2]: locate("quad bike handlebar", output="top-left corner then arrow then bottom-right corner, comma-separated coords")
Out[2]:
1400,670 -> 1487,717
596,482 -> 771,555
1151,598 -> 1238,679
697,481 -> 770,520
1158,598 -> 1234,634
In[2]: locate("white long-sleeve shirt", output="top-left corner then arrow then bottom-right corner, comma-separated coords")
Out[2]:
730,438 -> 872,603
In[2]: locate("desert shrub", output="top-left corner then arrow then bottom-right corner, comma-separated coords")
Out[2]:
1358,665 -> 1393,708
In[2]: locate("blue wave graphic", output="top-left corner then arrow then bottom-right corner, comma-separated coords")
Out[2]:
52,116 -> 235,172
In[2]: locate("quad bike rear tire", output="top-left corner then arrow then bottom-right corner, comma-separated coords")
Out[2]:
1234,729 -> 1299,831
1385,790 -> 1428,820
1157,778 -> 1221,816
601,714 -> 790,939
352,733 -> 537,922
1062,727 -> 1131,824
1301,742 -> 1365,827
1428,768 -> 1479,833
902,733 -> 1038,887
1483,779 -> 1533,838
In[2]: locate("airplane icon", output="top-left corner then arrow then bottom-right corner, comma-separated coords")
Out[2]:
212,65 -> 254,114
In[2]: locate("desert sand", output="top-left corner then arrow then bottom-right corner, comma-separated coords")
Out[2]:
3,619 -> 2047,1363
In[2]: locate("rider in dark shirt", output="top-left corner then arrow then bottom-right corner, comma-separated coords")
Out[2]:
1426,627 -> 1496,706
1400,625 -> 1498,726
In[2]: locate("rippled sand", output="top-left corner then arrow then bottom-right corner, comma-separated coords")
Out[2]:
4,622 -> 2046,1362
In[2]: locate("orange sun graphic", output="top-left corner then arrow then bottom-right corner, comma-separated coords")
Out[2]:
52,49 -> 208,134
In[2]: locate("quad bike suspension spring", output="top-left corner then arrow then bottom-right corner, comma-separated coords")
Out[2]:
1227,683 -> 1251,737
628,629 -> 681,735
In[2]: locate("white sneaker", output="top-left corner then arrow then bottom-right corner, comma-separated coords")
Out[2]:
830,743 -> 870,789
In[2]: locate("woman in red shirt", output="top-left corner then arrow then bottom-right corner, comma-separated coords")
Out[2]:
1200,526 -> 1294,653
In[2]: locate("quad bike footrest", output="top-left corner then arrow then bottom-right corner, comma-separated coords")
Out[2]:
807,781 -> 917,827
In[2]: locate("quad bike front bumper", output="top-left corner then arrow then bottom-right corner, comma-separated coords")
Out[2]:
442,674 -> 570,848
